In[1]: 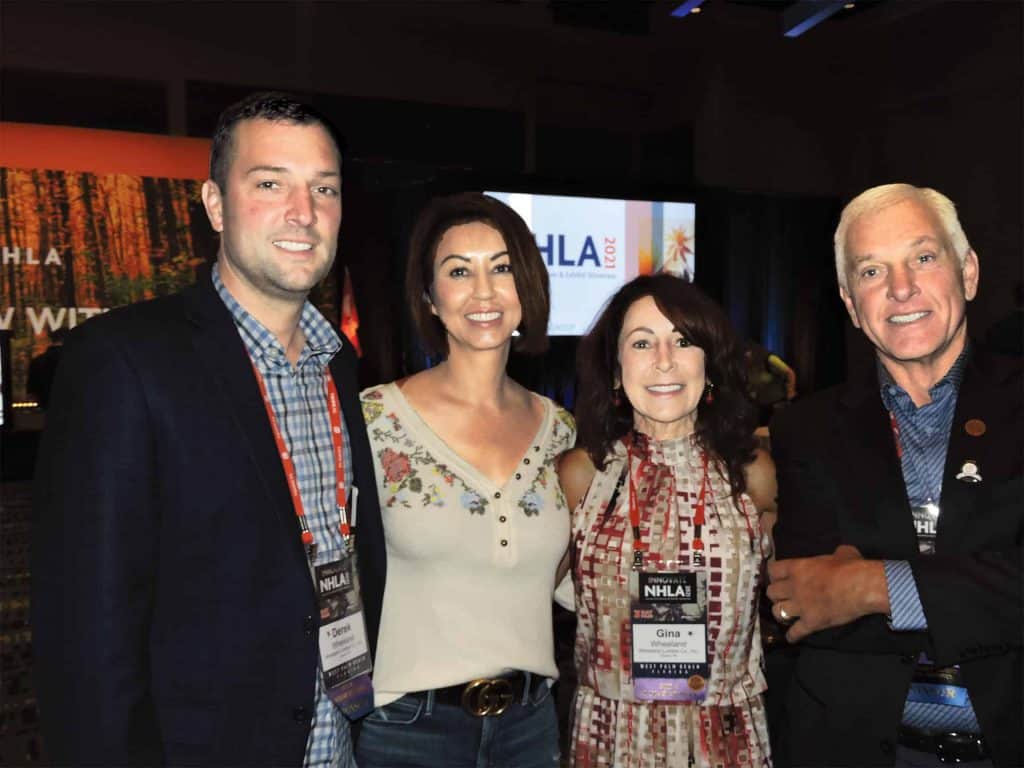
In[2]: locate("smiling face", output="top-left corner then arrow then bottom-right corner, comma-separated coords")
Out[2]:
618,295 -> 707,440
429,221 -> 522,354
201,118 -> 342,308
840,198 -> 978,382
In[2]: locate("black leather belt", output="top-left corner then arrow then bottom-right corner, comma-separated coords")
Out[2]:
898,725 -> 990,763
412,672 -> 544,717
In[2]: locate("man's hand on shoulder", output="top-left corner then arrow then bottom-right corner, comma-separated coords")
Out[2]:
767,545 -> 891,643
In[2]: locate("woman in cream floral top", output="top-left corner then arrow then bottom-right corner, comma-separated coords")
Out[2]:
356,192 -> 574,768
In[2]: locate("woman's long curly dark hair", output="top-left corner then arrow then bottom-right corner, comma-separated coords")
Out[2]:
575,274 -> 757,499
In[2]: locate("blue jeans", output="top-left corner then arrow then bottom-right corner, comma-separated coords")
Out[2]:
354,674 -> 560,768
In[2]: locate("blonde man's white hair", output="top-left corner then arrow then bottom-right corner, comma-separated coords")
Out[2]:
834,183 -> 971,290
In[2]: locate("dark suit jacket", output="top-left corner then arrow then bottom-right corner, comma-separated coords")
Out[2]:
32,270 -> 386,767
770,347 -> 1023,767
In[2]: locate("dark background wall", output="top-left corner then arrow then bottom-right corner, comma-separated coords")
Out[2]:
3,0 -> 1022,388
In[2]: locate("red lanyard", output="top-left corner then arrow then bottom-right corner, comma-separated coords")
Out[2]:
626,439 -> 710,569
889,411 -> 903,459
691,451 -> 710,560
250,361 -> 350,556
626,452 -> 647,569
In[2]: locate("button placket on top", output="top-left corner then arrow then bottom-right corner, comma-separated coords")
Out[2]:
491,441 -> 545,563
386,384 -> 554,567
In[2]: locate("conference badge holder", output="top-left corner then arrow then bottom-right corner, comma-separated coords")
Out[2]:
910,502 -> 939,555
907,653 -> 971,709
630,570 -> 711,702
314,528 -> 375,721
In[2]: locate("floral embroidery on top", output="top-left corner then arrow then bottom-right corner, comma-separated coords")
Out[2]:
378,448 -> 444,500
556,407 -> 576,434
361,385 -> 575,518
380,448 -> 411,485
360,395 -> 384,426
519,491 -> 543,517
460,490 -> 488,515
516,405 -> 575,517
362,395 -> 491,514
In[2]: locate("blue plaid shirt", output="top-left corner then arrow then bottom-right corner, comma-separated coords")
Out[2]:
879,346 -> 980,733
214,267 -> 356,768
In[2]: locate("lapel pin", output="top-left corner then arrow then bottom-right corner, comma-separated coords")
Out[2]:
964,419 -> 986,437
956,460 -> 982,483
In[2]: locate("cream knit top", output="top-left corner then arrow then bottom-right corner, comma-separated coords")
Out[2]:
360,382 -> 576,707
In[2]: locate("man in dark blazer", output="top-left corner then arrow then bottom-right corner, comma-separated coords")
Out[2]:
32,93 -> 385,767
767,184 -> 1022,767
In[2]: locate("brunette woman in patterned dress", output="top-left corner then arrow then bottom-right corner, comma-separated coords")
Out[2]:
559,274 -> 777,768
355,193 -> 574,768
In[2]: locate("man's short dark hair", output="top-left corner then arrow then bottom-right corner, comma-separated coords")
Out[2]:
208,92 -> 344,190
406,192 -> 550,357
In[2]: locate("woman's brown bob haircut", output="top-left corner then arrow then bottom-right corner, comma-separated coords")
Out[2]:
406,192 -> 550,357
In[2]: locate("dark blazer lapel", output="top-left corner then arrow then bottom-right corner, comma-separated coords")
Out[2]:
937,348 -> 1012,551
182,274 -> 308,571
327,340 -> 374,513
837,377 -> 920,558
328,344 -> 386,657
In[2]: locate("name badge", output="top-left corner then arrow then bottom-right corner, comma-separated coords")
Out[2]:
630,571 -> 710,702
910,502 -> 939,555
314,556 -> 374,719
907,682 -> 970,707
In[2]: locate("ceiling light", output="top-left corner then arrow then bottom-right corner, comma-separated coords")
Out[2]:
783,0 -> 847,37
671,0 -> 706,18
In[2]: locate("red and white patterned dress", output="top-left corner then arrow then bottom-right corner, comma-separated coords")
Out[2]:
570,434 -> 771,768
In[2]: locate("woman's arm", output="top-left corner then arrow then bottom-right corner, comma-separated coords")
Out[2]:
558,447 -> 597,514
554,448 -> 598,586
744,447 -> 779,558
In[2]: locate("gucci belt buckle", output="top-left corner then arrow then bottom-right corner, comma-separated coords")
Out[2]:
461,677 -> 514,717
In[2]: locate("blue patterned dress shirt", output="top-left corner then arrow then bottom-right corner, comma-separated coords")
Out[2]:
879,347 -> 981,732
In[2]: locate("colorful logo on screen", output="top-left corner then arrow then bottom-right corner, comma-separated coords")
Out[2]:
536,234 -> 617,270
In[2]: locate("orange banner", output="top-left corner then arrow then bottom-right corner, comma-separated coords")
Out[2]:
0,122 -> 210,178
